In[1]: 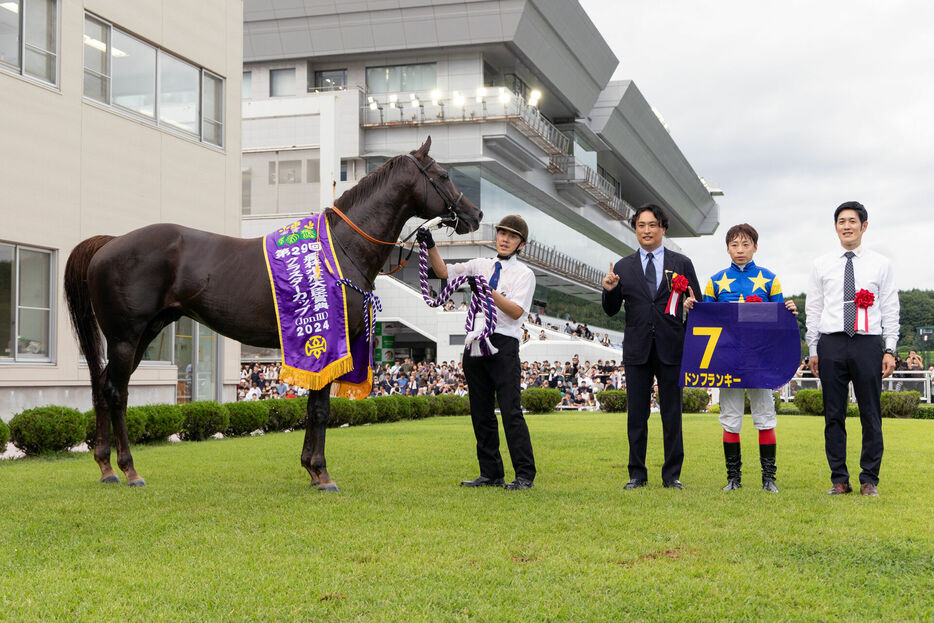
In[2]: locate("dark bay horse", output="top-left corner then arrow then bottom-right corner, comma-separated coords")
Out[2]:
64,137 -> 481,490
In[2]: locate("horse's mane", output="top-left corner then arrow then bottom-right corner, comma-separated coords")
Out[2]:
334,153 -> 409,209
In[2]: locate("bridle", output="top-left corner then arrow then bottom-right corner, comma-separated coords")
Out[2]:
404,153 -> 464,230
326,153 -> 467,280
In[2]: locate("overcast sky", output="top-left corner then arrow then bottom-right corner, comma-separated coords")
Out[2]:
578,0 -> 934,295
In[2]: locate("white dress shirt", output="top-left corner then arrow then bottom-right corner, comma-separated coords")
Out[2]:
805,245 -> 899,357
447,255 -> 535,340
639,246 -> 665,293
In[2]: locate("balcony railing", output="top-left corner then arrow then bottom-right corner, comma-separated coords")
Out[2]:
361,89 -> 569,156
549,156 -> 634,221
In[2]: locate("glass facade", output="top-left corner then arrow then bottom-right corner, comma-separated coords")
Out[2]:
1,0 -> 57,84
269,67 -> 295,96
448,168 -> 619,271
366,63 -> 435,94
83,13 -> 225,147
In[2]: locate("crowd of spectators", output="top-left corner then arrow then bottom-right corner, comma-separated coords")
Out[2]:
522,312 -> 615,347
239,354 -> 630,408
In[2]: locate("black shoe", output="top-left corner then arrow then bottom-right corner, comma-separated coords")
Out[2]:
624,478 -> 648,489
663,480 -> 684,490
723,478 -> 742,491
460,476 -> 505,487
504,477 -> 534,491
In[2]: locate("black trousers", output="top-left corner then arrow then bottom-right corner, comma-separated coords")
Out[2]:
624,340 -> 684,482
462,333 -> 536,481
818,333 -> 884,485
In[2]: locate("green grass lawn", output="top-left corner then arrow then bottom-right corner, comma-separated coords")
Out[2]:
1,413 -> 932,622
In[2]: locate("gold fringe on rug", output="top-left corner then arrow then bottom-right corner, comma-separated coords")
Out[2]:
279,355 -> 354,391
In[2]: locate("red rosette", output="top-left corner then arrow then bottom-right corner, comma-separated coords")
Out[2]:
744,295 -> 763,303
853,288 -> 874,332
854,289 -> 874,309
665,274 -> 689,315
672,274 -> 688,293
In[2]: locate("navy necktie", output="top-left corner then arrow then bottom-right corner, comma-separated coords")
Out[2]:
489,261 -> 502,289
843,251 -> 856,336
645,253 -> 657,298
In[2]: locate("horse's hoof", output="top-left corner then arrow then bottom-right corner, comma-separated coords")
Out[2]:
317,483 -> 340,492
100,475 -> 121,484
310,480 -> 320,488
127,478 -> 147,487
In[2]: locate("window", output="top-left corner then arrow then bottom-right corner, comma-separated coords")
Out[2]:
340,160 -> 348,182
201,71 -> 223,146
158,50 -> 199,134
109,29 -> 156,117
241,167 -> 251,214
82,13 -> 225,147
0,242 -> 54,362
268,159 -> 301,184
0,0 -> 58,85
82,14 -> 109,102
279,160 -> 301,184
269,67 -> 295,96
311,68 -> 345,91
366,63 -> 435,94
242,70 -> 251,98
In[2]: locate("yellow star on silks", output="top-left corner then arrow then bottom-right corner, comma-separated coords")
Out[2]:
714,272 -> 735,294
748,270 -> 771,294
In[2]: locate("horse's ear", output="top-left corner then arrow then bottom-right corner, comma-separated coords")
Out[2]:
413,136 -> 431,160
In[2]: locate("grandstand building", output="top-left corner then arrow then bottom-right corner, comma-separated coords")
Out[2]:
240,0 -> 720,364
1,0 -> 243,419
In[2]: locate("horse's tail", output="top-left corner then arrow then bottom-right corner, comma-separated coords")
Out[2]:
64,235 -> 114,384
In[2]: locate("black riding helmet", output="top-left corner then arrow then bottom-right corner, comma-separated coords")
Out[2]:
495,215 -> 528,243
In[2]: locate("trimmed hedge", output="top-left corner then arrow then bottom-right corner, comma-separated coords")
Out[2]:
0,417 -> 9,449
916,404 -> 934,420
227,401 -> 269,436
352,399 -> 378,425
794,389 -> 824,415
328,397 -> 355,427
391,394 -> 414,420
180,401 -> 230,441
682,388 -> 710,413
880,391 -> 920,418
595,390 -> 627,413
266,399 -> 304,431
410,396 -> 430,419
371,396 -> 400,422
143,404 -> 184,442
520,388 -> 562,413
9,406 -> 85,455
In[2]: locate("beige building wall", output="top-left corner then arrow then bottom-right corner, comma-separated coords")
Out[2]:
0,0 -> 244,420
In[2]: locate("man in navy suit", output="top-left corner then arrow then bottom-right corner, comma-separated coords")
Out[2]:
602,204 -> 701,489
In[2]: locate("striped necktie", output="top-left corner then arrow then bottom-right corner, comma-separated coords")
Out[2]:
843,251 -> 856,336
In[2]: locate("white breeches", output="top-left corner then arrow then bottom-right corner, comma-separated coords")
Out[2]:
718,387 -> 776,433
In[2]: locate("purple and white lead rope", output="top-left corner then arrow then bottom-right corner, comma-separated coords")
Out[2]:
417,231 -> 498,357
337,278 -> 382,368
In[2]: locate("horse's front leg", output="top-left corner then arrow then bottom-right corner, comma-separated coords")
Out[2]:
301,385 -> 338,492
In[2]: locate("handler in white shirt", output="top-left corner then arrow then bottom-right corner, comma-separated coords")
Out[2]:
805,201 -> 899,497
419,215 -> 537,490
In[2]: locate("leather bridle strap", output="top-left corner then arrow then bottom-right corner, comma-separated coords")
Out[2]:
328,204 -> 399,246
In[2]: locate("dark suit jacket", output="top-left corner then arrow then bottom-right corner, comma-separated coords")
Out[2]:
602,248 -> 701,366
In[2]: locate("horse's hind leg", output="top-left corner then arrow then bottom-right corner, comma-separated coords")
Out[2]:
102,341 -> 146,486
301,386 -> 338,492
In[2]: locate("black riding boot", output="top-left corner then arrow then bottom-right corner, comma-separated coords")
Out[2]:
723,442 -> 742,490
760,443 -> 778,493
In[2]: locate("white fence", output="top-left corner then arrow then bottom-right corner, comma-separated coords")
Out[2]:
779,370 -> 933,403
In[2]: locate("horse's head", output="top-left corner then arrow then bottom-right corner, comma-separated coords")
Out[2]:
407,137 -> 482,234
